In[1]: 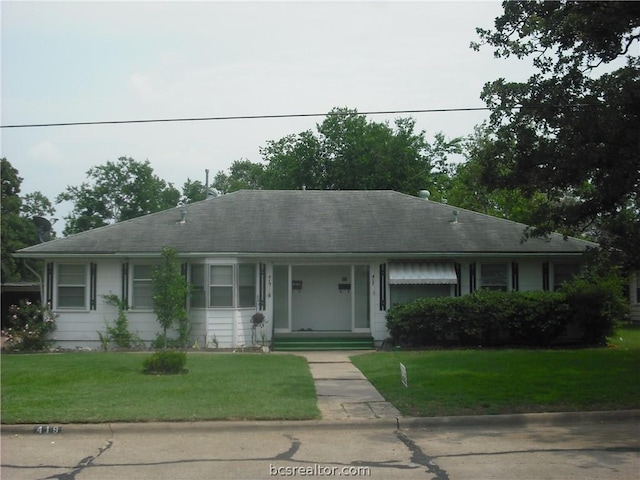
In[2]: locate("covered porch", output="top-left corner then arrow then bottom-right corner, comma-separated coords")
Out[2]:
271,264 -> 372,334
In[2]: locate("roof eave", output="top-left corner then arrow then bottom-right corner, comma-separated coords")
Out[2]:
13,250 -> 589,260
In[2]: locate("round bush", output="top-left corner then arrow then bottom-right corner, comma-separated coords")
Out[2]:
143,351 -> 188,374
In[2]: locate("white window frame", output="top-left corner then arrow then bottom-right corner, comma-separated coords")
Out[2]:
207,263 -> 257,309
56,264 -> 87,309
131,264 -> 154,310
209,265 -> 234,308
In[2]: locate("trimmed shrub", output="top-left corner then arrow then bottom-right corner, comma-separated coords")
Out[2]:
143,351 -> 188,374
559,270 -> 628,345
502,291 -> 568,346
386,275 -> 623,348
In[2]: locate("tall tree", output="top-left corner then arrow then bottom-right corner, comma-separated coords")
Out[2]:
57,157 -> 181,235
181,178 -> 209,203
314,109 -> 446,193
260,132 -> 323,190
21,191 -> 56,219
213,159 -> 266,194
442,125 -> 553,228
1,158 -> 50,282
213,107 -> 462,196
472,1 -> 640,268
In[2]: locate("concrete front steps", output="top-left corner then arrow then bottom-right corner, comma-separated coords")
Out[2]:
272,333 -> 375,351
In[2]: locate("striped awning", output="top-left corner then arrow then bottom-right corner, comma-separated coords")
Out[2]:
389,262 -> 458,285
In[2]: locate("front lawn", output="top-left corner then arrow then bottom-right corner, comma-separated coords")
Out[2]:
350,327 -> 640,417
1,353 -> 319,424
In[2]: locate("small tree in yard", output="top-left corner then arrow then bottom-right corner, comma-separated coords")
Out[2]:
152,246 -> 190,350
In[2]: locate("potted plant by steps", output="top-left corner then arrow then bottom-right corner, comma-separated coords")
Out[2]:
251,312 -> 269,353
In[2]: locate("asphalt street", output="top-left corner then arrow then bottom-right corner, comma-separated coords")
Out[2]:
2,411 -> 639,480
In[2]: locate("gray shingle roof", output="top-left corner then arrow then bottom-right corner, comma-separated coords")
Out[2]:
16,190 -> 596,257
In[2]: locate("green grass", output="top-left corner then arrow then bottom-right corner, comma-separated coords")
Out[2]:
351,327 -> 640,417
608,325 -> 640,349
3,328 -> 639,423
1,353 -> 319,424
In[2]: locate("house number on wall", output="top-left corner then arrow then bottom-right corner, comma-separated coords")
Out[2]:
34,425 -> 62,434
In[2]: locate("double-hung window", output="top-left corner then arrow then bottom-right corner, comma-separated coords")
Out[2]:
210,265 -> 234,307
57,264 -> 87,309
208,264 -> 257,308
132,265 -> 154,309
480,263 -> 508,291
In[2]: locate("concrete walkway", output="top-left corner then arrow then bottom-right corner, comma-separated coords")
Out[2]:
293,351 -> 402,421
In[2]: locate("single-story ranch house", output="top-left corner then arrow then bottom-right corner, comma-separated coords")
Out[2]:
15,190 -> 600,350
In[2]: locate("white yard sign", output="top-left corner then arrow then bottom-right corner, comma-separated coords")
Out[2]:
400,362 -> 408,388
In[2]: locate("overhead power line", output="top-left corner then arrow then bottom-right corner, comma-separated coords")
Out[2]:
0,107 -> 493,129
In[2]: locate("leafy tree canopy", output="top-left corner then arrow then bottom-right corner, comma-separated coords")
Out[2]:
57,157 -> 181,235
1,158 -> 54,282
442,126 -> 549,227
472,1 -> 640,269
213,107 -> 462,197
213,159 -> 265,195
181,178 -> 211,204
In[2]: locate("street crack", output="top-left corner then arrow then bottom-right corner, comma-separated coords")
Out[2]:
396,430 -> 449,480
41,439 -> 113,480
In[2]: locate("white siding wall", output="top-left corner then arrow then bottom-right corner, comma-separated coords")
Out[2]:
203,309 -> 266,348
46,255 -> 590,349
48,258 -> 205,349
189,310 -> 207,347
205,309 -> 235,348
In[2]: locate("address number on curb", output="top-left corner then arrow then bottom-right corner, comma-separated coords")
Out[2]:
34,426 -> 62,434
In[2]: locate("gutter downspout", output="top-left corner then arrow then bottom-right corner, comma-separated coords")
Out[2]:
24,261 -> 44,304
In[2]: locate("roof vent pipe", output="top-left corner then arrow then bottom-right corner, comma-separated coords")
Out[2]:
418,190 -> 430,200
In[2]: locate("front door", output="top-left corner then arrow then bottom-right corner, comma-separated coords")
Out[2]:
291,265 -> 351,331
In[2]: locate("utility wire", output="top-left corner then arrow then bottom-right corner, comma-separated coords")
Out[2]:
0,107 -> 493,129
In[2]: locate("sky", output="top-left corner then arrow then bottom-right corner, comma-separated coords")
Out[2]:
1,0 -> 536,234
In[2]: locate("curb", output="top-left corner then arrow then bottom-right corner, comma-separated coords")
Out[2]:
2,410 -> 639,435
396,409 -> 640,430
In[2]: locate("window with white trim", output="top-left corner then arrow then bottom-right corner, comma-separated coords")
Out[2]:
57,264 -> 87,309
209,265 -> 233,307
480,263 -> 508,292
132,265 -> 154,309
208,264 -> 257,308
